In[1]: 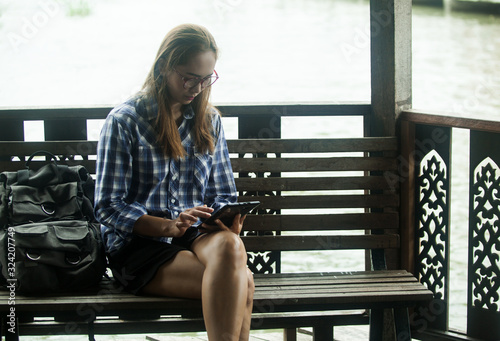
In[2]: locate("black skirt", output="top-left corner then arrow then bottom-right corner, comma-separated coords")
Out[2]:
107,227 -> 201,294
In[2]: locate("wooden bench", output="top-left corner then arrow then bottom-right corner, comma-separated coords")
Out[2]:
0,132 -> 433,340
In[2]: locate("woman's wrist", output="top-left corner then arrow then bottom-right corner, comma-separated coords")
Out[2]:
161,217 -> 181,237
133,214 -> 177,237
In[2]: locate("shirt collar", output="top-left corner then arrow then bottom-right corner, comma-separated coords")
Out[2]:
183,105 -> 195,120
134,95 -> 158,121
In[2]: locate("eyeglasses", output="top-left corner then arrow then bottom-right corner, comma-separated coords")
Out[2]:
173,69 -> 219,89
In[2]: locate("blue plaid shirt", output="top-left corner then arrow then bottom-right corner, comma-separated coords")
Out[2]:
94,96 -> 237,253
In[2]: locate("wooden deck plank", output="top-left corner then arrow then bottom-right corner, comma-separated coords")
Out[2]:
253,273 -> 419,285
1,288 -> 430,308
0,271 -> 432,314
253,269 -> 414,279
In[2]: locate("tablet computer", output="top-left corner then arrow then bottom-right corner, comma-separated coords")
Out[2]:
201,201 -> 261,227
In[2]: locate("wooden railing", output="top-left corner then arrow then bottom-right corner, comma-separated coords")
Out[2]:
0,103 -> 371,142
399,109 -> 500,341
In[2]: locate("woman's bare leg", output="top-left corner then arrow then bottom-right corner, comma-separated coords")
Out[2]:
238,268 -> 254,341
141,250 -> 204,299
192,231 -> 254,341
141,232 -> 254,340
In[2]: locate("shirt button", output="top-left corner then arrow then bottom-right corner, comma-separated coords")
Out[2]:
171,199 -> 176,204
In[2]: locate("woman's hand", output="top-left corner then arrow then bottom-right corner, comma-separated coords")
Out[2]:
134,206 -> 214,238
170,206 -> 214,237
199,213 -> 247,235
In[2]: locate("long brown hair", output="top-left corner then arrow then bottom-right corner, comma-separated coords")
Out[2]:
142,24 -> 218,158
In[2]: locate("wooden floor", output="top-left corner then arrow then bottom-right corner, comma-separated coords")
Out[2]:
16,325 -> 416,340
145,326 -> 370,341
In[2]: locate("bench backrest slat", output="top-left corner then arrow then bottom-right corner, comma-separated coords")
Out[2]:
0,141 -> 98,155
238,194 -> 398,209
227,137 -> 397,153
232,157 -> 397,172
243,213 -> 398,231
235,176 -> 391,191
242,234 -> 400,252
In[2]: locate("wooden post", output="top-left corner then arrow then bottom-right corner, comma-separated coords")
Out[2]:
369,2 -> 412,339
370,0 -> 412,137
399,118 -> 416,274
370,0 -> 412,271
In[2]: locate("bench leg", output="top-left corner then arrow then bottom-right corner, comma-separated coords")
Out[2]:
370,309 -> 384,341
313,324 -> 333,341
394,307 -> 411,341
284,328 -> 297,341
371,308 -> 411,341
87,321 -> 96,341
370,308 -> 397,341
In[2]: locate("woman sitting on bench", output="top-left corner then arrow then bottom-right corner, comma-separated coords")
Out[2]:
94,23 -> 254,341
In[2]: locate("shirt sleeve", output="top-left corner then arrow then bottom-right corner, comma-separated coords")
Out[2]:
204,113 -> 238,211
94,113 -> 148,234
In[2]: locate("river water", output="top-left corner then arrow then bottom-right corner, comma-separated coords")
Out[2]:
0,0 -> 499,339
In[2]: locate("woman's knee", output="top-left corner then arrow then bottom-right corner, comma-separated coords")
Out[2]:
209,231 -> 247,266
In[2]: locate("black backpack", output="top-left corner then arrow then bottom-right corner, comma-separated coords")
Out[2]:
0,151 -> 106,294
